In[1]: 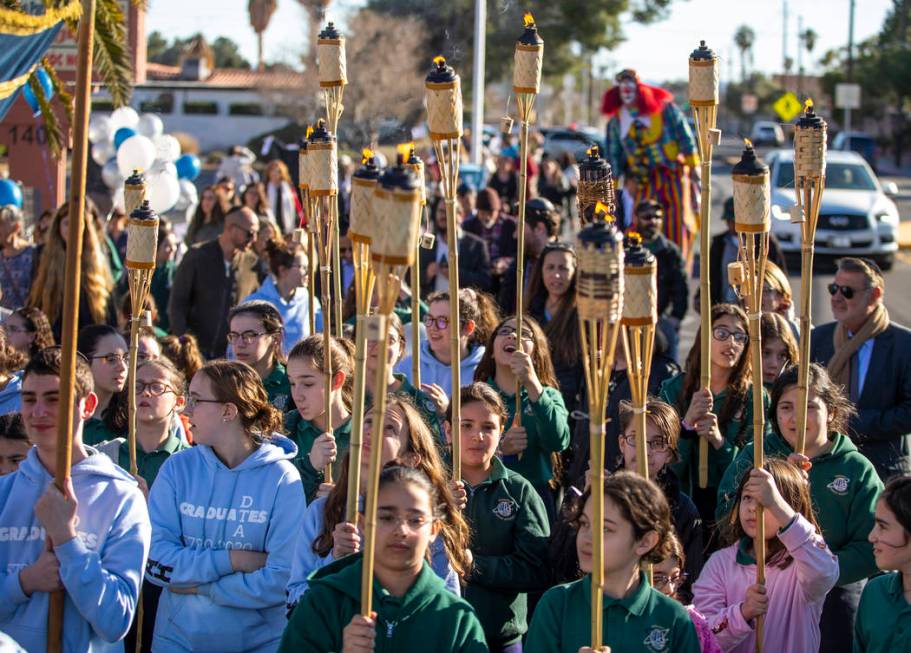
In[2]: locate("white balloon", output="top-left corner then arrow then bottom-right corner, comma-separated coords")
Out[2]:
110,106 -> 139,130
111,187 -> 125,212
151,159 -> 178,179
152,134 -> 181,162
91,140 -> 115,166
147,172 -> 181,213
101,159 -> 124,189
88,114 -> 113,144
174,178 -> 199,211
116,134 -> 156,177
137,113 -> 164,139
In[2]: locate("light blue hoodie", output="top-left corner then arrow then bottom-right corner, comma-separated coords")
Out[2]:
286,495 -> 460,608
0,446 -> 150,653
395,340 -> 486,395
243,276 -> 323,355
146,434 -> 303,653
0,371 -> 22,415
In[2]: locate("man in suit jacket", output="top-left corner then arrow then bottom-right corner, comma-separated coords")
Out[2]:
810,257 -> 911,480
169,207 -> 261,359
420,197 -> 492,298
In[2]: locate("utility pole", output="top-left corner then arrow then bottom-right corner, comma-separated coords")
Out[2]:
470,0 -> 486,165
797,15 -> 804,98
847,0 -> 855,81
783,0 -> 789,82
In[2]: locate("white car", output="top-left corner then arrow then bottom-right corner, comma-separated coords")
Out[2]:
750,121 -> 785,146
766,150 -> 900,270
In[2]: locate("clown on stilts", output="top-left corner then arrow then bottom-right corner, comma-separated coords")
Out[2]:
602,69 -> 700,258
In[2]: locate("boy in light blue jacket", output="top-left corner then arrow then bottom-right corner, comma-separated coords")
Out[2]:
0,348 -> 151,653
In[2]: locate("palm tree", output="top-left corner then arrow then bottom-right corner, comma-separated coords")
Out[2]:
248,0 -> 278,72
803,28 -> 818,58
296,0 -> 332,72
734,25 -> 755,84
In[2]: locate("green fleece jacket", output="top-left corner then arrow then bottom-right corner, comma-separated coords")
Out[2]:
487,378 -> 570,487
462,458 -> 550,648
263,363 -> 292,412
716,430 -> 882,586
659,373 -> 768,491
854,572 -> 911,652
279,554 -> 488,653
284,411 -> 352,503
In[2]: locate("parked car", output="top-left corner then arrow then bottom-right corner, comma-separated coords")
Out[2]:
832,131 -> 878,171
542,128 -> 605,163
750,121 -> 785,146
767,149 -> 899,270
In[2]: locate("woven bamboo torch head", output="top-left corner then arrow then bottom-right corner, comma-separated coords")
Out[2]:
688,40 -> 719,107
406,146 -> 427,207
578,146 -> 616,225
732,139 -> 771,234
575,218 -> 624,324
622,233 -> 657,326
124,170 -> 147,217
126,199 -> 160,270
317,22 -> 347,88
425,56 -> 464,141
350,148 -> 381,246
372,146 -> 422,265
794,99 -> 827,178
513,12 -> 543,95
308,120 -> 338,197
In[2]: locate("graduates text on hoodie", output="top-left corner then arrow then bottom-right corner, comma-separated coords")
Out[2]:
146,435 -> 303,653
0,447 -> 151,653
279,554 -> 488,653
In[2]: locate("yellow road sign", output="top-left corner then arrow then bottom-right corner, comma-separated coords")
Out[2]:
774,92 -> 802,122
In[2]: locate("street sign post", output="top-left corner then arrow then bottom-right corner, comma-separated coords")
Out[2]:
836,83 -> 862,151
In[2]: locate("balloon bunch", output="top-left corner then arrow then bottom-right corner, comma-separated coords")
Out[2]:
89,108 -> 201,214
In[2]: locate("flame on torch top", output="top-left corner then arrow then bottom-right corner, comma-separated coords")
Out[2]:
805,98 -> 814,111
396,142 -> 414,164
433,55 -> 446,66
523,12 -> 535,27
594,201 -> 612,221
627,231 -> 643,246
305,124 -> 314,140
361,148 -> 374,164
744,137 -> 753,149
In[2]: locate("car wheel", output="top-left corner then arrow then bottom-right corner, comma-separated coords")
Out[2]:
876,254 -> 895,271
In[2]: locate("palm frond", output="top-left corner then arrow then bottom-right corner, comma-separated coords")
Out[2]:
92,0 -> 132,107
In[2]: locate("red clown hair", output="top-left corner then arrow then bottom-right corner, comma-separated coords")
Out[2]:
601,79 -> 674,117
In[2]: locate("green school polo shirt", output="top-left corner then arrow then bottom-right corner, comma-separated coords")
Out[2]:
116,430 -> 188,487
854,572 -> 911,652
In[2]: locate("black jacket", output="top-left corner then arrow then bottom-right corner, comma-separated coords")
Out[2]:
811,320 -> 911,480
658,468 -> 703,602
419,230 -> 492,298
643,233 -> 688,320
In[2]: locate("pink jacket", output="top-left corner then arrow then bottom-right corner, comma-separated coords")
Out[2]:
693,514 -> 839,653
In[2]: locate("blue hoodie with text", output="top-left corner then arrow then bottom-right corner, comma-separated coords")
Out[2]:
395,340 -> 486,395
146,434 -> 303,653
0,446 -> 150,653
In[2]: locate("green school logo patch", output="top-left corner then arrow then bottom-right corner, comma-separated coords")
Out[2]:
644,625 -> 670,651
827,475 -> 850,495
492,498 -> 518,520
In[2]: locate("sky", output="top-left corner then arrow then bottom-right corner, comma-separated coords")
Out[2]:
145,0 -> 892,82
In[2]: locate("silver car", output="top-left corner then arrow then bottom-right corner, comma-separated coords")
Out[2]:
767,150 -> 900,270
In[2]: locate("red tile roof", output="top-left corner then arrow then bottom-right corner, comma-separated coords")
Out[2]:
145,63 -> 306,88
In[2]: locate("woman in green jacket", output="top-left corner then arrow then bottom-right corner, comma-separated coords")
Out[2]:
473,315 -> 570,521
280,466 -> 488,653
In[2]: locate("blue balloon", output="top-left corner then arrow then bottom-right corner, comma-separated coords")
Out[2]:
114,127 -> 137,150
175,154 -> 201,181
0,179 -> 23,209
22,68 -> 54,117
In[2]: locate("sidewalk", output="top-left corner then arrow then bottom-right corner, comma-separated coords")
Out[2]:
901,220 -> 911,250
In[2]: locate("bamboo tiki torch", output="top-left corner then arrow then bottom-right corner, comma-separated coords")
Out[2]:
576,207 -> 625,650
577,145 -> 617,226
406,147 -> 427,388
48,2 -> 95,650
345,149 -> 381,522
296,133 -> 316,334
425,55 -> 464,479
688,40 -> 721,490
361,150 -> 423,616
792,100 -> 826,455
513,13 -> 543,423
309,119 -> 339,484
318,22 -> 347,337
730,140 -> 771,653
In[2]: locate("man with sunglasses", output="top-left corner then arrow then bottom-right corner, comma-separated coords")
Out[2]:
169,207 -> 261,359
810,257 -> 911,481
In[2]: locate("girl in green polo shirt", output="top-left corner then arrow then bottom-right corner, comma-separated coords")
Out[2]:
77,324 -> 129,445
473,315 -> 570,521
856,476 -> 911,652
285,335 -> 353,502
527,471 -> 701,653
228,300 -> 292,411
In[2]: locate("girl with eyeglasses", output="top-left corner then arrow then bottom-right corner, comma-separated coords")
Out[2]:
146,360 -> 304,653
280,466 -> 486,653
228,301 -> 292,411
715,363 -> 882,652
473,315 -> 570,521
285,335 -> 354,502
77,324 -> 130,446
660,303 -> 765,527
285,396 -> 469,609
3,307 -> 54,358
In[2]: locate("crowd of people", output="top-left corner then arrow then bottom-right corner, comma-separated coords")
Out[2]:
0,134 -> 910,653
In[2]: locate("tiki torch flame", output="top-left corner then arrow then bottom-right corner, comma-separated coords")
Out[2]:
523,12 -> 535,27
804,98 -> 814,111
744,138 -> 754,149
362,148 -> 374,164
627,231 -> 643,247
396,142 -> 413,163
433,55 -> 446,66
305,124 -> 314,140
594,201 -> 612,221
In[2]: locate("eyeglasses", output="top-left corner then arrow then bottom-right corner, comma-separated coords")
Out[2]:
136,381 -> 175,397
620,434 -> 670,452
3,325 -> 34,334
424,315 -> 452,330
712,326 -> 748,346
185,395 -> 223,411
91,352 -> 129,365
652,572 -> 687,590
233,224 -> 258,239
827,283 -> 864,300
637,212 -> 661,221
227,330 -> 268,344
496,326 -> 534,341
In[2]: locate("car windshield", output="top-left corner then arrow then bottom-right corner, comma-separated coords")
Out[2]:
775,162 -> 877,191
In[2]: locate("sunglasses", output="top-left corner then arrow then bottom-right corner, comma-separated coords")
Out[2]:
827,283 -> 864,300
